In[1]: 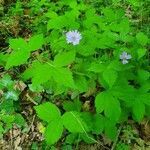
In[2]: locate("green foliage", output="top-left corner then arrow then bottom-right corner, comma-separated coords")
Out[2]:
0,75 -> 21,114
0,112 -> 26,138
35,102 -> 107,145
95,91 -> 121,122
103,69 -> 118,88
104,119 -> 117,140
136,32 -> 149,46
45,119 -> 63,145
53,50 -> 75,67
116,142 -> 130,150
62,111 -> 88,133
1,0 -> 150,148
63,99 -> 82,112
35,102 -> 61,123
6,34 -> 44,69
22,60 -> 75,89
132,99 -> 145,122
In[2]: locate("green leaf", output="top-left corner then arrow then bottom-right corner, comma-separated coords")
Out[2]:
74,75 -> 88,92
0,53 -> 8,66
88,63 -> 105,73
103,69 -> 118,88
63,99 -> 82,112
14,114 -> 26,127
0,114 -> 15,124
53,68 -> 75,88
0,123 -> 4,138
132,100 -> 145,122
32,64 -> 53,86
76,31 -> 98,56
80,133 -> 96,144
0,74 -> 13,88
5,50 -> 30,69
92,114 -> 104,134
45,119 -> 63,145
95,91 -> 121,122
22,61 -> 39,80
65,133 -> 78,144
81,112 -> 93,131
104,119 -> 117,141
112,0 -> 121,3
0,99 -> 14,113
62,111 -> 88,133
137,48 -> 147,59
47,16 -> 66,30
103,8 -> 116,22
118,18 -> 130,34
54,50 -> 75,67
22,62 -> 53,86
140,82 -> 150,93
23,62 -> 75,88
6,35 -> 44,69
137,69 -> 150,82
35,102 -> 61,123
4,91 -> 18,101
28,34 -> 44,51
136,32 -> 149,46
141,93 -> 150,106
9,38 -> 28,51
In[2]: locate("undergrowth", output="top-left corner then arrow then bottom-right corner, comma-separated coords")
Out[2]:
0,0 -> 150,149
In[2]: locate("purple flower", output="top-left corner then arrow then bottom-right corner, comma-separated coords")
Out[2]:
120,51 -> 132,64
66,30 -> 82,45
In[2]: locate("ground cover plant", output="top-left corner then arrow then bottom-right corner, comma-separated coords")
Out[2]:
0,0 -> 150,149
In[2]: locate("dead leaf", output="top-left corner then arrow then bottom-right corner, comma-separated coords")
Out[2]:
14,81 -> 27,92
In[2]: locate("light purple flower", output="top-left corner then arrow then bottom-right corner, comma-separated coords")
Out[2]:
120,51 -> 132,64
66,30 -> 82,45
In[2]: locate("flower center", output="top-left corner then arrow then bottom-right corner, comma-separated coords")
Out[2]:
71,36 -> 76,41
